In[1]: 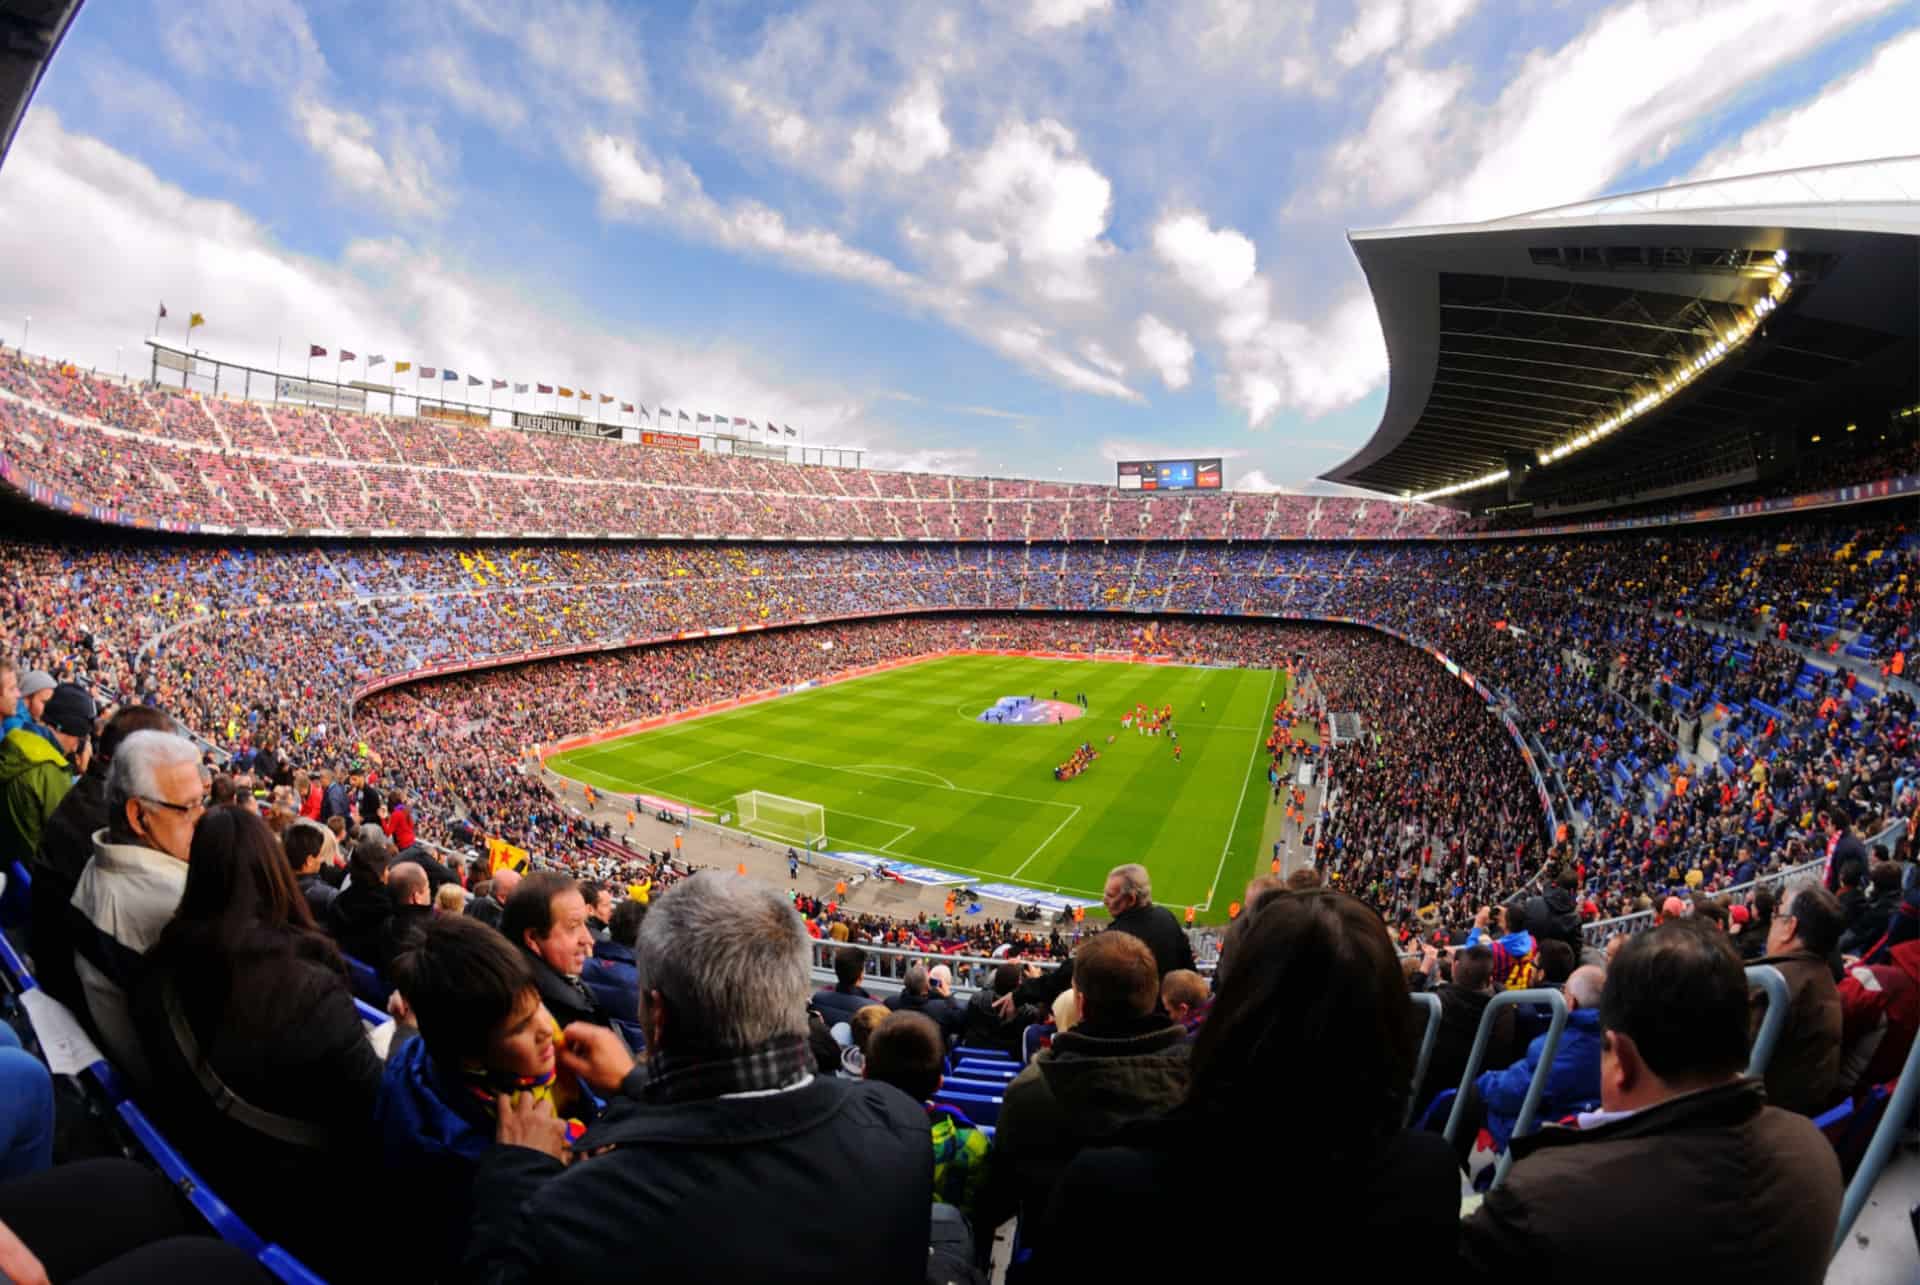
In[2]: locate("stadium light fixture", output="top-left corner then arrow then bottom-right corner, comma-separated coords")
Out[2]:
1411,468 -> 1511,503
1532,267 -> 1796,469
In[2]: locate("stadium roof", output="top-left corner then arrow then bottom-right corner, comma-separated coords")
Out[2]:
1325,156 -> 1920,504
0,0 -> 80,171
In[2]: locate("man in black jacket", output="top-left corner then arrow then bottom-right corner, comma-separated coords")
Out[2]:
812,946 -> 880,1027
466,867 -> 520,931
885,964 -> 965,1040
501,872 -> 608,1029
1413,943 -> 1520,1119
1102,862 -> 1195,978
464,872 -> 931,1282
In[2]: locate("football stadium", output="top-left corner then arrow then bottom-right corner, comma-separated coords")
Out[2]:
0,1 -> 1916,1281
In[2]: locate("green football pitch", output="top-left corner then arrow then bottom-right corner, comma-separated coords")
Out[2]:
546,655 -> 1301,919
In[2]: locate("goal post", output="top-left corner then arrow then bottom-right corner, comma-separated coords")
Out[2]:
734,790 -> 828,850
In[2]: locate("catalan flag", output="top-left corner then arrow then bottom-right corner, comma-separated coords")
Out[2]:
486,837 -> 529,876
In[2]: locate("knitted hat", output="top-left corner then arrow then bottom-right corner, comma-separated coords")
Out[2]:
39,683 -> 97,738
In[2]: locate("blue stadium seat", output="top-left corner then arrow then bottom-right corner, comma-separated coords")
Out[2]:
259,1245 -> 329,1285
342,953 -> 387,1008
943,1075 -> 1010,1095
353,997 -> 388,1027
932,1090 -> 1001,1127
0,860 -> 30,931
116,1100 -> 265,1256
1021,1024 -> 1049,1064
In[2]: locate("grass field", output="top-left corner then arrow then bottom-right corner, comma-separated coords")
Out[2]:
547,655 -> 1305,919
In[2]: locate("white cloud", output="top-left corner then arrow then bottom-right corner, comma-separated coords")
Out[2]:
292,99 -> 444,219
1324,61 -> 1470,207
1393,0 -> 1904,227
1235,468 -> 1285,491
1334,0 -> 1479,68
0,109 -> 873,448
990,323 -> 1140,400
846,79 -> 953,178
412,47 -> 529,132
162,0 -> 326,90
1135,315 -> 1194,390
583,133 -> 666,213
1687,28 -> 1920,180
1026,0 -> 1112,32
958,119 -> 1114,302
1080,340 -> 1126,379
79,56 -> 256,183
1151,212 -> 1256,300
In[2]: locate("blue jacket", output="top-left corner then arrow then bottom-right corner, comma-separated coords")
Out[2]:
0,701 -> 53,748
1475,1006 -> 1602,1150
375,1035 -> 494,1280
581,941 -> 638,1022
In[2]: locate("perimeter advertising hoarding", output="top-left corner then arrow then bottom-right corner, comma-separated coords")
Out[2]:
275,377 -> 367,411
419,401 -> 490,427
1116,458 -> 1224,491
641,430 -> 701,453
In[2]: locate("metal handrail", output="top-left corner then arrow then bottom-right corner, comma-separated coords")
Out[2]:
1441,987 -> 1571,1190
1744,965 -> 1789,1080
1407,991 -> 1442,1127
1833,1020 -> 1920,1256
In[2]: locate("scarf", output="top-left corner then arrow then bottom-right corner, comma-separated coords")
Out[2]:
641,1034 -> 814,1106
460,1061 -> 588,1144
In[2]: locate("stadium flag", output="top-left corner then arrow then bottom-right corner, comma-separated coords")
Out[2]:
514,382 -> 528,394
420,366 -> 436,378
153,301 -> 166,338
578,388 -> 591,399
621,402 -> 633,413
443,369 -> 459,381
340,350 -> 356,362
697,413 -> 711,423
394,361 -> 412,374
678,410 -> 690,421
468,374 -> 483,386
732,416 -> 748,426
557,386 -> 573,398
492,379 -> 508,390
785,425 -> 797,436
309,344 -> 327,357
538,383 -> 553,394
599,393 -> 613,403
188,312 -> 205,330
368,354 -> 386,367
486,837 -> 529,876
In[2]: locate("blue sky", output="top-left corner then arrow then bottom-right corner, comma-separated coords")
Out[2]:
2,0 -> 1916,487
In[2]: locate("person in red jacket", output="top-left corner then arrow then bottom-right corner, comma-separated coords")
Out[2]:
382,791 -> 417,850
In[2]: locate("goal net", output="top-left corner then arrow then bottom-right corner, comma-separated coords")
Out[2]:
734,790 -> 828,849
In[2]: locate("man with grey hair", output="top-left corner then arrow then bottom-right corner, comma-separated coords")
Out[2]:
70,728 -> 204,1078
885,961 -> 965,1039
465,871 -> 932,1280
1102,861 -> 1195,980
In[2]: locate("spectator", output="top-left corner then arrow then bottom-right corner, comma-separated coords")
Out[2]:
1414,944 -> 1519,1120
463,872 -> 932,1281
130,807 -> 380,1277
1753,885 -> 1845,1115
1159,968 -> 1210,1038
1824,809 -> 1870,893
1739,889 -> 1776,962
952,964 -> 1030,1055
0,682 -> 94,862
29,703 -> 170,1009
1,669 -> 54,741
975,931 -> 1191,1262
434,882 -> 467,915
380,916 -> 593,1282
839,1003 -> 889,1077
1468,897 -> 1541,989
581,897 -> 643,1021
1048,890 -> 1457,1277
283,820 -> 339,922
0,1024 -> 51,1179
885,963 -> 965,1039
1835,862 -> 1869,940
1102,862 -> 1195,978
1835,942 -> 1920,1095
69,729 -> 203,1078
583,884 -> 614,943
1840,862 -> 1904,956
812,945 -> 879,1028
1524,866 -> 1584,955
500,872 -> 607,1029
388,861 -> 434,960
1465,965 -> 1606,1155
319,766 -> 350,823
1460,920 -> 1842,1279
467,866 -> 520,931
865,1010 -> 993,1232
324,840 -> 399,973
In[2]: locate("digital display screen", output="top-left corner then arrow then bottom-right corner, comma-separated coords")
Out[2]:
1116,458 -> 1224,491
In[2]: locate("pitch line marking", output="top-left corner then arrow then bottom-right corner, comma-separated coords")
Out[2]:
1010,803 -> 1082,878
1204,666 -> 1278,911
846,764 -> 957,790
740,750 -> 1077,812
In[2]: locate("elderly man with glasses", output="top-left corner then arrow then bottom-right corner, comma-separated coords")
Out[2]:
70,729 -> 206,1081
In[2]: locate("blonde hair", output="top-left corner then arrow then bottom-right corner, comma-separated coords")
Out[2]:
434,882 -> 467,914
1052,988 -> 1080,1033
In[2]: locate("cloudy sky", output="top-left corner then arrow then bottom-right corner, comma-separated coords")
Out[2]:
2,0 -> 1916,488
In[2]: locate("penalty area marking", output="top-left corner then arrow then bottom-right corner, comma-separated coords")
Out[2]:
1009,802 -> 1083,878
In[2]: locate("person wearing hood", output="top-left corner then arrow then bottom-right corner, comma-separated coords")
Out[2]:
1840,861 -> 1904,957
959,962 -> 1040,1055
0,682 -> 94,864
1466,897 -> 1540,990
972,931 -> 1190,1265
1523,866 -> 1584,956
0,669 -> 56,744
379,916 -> 595,1283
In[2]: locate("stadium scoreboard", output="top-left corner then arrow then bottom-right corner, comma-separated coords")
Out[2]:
1116,458 -> 1223,491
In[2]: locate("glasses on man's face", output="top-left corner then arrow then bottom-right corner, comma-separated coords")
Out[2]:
140,794 -> 208,817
